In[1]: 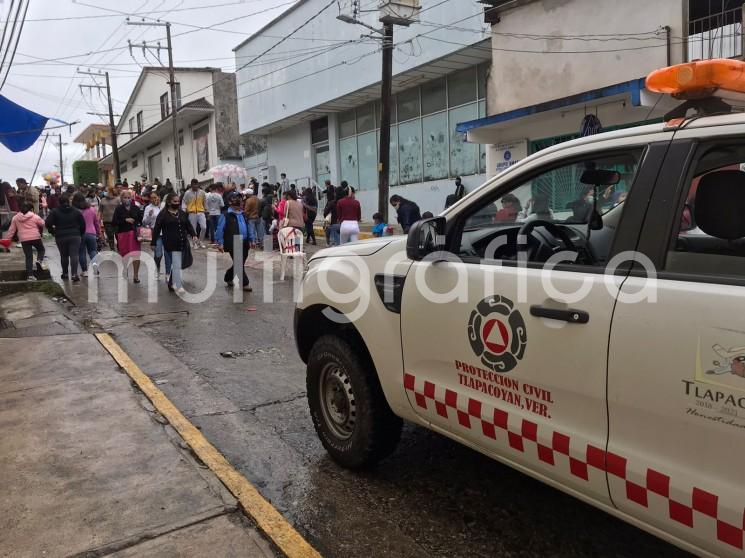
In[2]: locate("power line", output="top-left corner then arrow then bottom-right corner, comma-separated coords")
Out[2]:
0,0 -> 24,89
0,0 -> 30,90
11,0 -> 311,68
0,0 -> 17,64
0,0 -> 267,22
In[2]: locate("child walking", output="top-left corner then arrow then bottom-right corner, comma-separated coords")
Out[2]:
7,202 -> 45,280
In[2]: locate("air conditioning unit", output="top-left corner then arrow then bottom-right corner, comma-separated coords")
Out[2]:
259,165 -> 277,184
379,0 -> 420,26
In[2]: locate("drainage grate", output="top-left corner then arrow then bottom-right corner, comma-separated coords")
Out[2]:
0,319 -> 15,330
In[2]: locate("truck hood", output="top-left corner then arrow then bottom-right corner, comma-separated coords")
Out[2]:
310,236 -> 402,259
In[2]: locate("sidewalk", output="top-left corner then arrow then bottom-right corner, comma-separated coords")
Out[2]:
0,292 -> 275,558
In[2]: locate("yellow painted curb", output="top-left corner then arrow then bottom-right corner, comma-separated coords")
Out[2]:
95,332 -> 322,558
312,226 -> 373,240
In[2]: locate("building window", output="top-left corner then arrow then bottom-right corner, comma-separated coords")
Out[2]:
421,78 -> 446,115
160,93 -> 169,120
398,119 -> 423,184
178,130 -> 184,146
356,103 -> 375,134
422,111 -> 448,180
397,88 -> 420,122
193,125 -> 210,174
175,83 -> 182,109
339,136 -> 358,187
448,67 -> 478,107
336,64 -> 486,188
357,131 -> 378,190
310,117 -> 329,144
120,162 -> 127,174
131,156 -> 138,169
449,103 -> 479,176
136,111 -> 143,134
339,110 -> 356,138
128,117 -> 134,136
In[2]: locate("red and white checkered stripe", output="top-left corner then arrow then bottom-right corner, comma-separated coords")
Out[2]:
404,372 -> 745,551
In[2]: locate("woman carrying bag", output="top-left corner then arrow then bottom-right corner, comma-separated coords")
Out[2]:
112,189 -> 143,283
151,192 -> 197,295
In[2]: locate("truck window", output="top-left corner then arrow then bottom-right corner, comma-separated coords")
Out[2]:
666,144 -> 745,279
458,150 -> 642,267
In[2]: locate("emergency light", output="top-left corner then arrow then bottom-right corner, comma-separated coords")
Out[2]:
646,59 -> 745,100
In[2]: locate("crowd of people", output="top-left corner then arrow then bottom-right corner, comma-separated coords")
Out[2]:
0,171 -> 463,288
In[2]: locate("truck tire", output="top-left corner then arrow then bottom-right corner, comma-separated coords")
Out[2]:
307,334 -> 402,469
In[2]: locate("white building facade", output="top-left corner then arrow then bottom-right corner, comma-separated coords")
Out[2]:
234,0 -> 492,218
459,0 -> 740,177
100,67 -> 241,188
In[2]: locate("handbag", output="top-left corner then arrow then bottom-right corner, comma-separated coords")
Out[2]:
181,240 -> 193,269
138,227 -> 152,242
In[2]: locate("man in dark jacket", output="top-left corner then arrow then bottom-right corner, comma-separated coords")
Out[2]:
390,194 -> 421,233
216,193 -> 255,291
260,184 -> 274,235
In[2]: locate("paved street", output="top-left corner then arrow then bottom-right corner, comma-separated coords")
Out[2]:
39,240 -> 687,558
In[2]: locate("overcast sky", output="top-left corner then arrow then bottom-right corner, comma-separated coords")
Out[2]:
0,0 -> 291,185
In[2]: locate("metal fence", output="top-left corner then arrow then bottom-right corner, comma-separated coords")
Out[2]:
687,5 -> 744,60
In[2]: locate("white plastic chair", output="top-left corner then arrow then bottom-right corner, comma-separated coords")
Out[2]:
277,227 -> 305,280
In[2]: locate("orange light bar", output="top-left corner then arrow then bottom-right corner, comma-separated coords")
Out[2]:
646,58 -> 745,98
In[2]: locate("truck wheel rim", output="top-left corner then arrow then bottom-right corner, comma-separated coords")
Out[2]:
319,362 -> 356,440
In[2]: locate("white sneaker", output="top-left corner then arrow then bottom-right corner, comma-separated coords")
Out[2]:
15,243 -> 21,248
176,287 -> 186,295
81,271 -> 88,277
27,275 -> 37,282
92,262 -> 99,275
199,242 -> 206,249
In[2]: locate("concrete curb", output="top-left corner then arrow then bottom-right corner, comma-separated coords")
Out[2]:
95,333 -> 322,558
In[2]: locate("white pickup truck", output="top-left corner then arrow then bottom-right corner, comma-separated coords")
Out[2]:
294,61 -> 745,557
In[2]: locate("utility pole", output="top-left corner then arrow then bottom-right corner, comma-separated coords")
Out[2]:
29,133 -> 49,188
55,134 -> 65,185
79,69 -> 121,184
378,23 -> 393,222
127,20 -> 183,191
337,0 -> 419,221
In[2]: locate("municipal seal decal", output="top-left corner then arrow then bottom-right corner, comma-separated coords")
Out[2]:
467,295 -> 527,373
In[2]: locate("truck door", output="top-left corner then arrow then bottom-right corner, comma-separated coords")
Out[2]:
607,136 -> 745,556
401,141 -> 666,506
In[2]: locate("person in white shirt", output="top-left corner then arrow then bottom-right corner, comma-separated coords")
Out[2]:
280,173 -> 290,194
205,184 -> 225,244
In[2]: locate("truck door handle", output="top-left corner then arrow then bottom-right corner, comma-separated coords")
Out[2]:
530,306 -> 589,324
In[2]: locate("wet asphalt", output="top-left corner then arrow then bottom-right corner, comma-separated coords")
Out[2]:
48,241 -> 687,558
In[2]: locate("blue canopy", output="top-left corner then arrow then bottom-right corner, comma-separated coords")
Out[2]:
0,94 -> 51,152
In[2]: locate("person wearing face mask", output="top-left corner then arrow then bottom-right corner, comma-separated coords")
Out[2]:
113,190 -> 143,283
389,194 -> 421,233
45,192 -> 86,281
215,192 -> 255,291
151,193 -> 197,295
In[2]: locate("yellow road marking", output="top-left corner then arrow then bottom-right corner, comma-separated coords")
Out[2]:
312,226 -> 372,240
95,332 -> 322,558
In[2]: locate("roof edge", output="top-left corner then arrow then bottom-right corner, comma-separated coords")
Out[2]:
232,0 -> 306,52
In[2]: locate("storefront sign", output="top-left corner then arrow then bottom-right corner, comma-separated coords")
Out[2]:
493,140 -> 528,174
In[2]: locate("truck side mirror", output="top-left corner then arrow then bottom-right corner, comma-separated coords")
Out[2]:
406,217 -> 446,261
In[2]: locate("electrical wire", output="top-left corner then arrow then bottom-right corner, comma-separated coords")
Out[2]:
0,0 -> 17,63
0,0 -> 30,90
0,0 -> 24,88
0,0 -> 268,23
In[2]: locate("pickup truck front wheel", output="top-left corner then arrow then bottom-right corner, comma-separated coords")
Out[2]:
307,334 -> 402,469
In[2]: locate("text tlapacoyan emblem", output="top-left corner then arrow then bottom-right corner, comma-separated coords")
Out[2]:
467,295 -> 527,373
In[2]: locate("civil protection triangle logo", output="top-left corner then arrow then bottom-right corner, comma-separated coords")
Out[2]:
467,295 -> 527,373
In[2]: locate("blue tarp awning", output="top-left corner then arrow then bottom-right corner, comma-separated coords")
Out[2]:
0,94 -> 54,152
